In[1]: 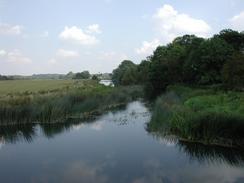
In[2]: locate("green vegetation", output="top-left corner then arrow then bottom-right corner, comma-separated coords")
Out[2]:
148,85 -> 244,148
112,29 -> 244,98
0,79 -> 143,125
110,29 -> 244,148
73,70 -> 90,79
0,79 -> 79,95
112,60 -> 138,86
1,29 -> 243,148
0,75 -> 13,80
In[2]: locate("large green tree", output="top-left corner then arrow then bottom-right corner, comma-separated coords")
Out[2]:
216,29 -> 244,51
112,60 -> 137,86
184,37 -> 234,85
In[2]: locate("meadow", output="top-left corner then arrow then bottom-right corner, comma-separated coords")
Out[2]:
0,79 -> 143,125
0,79 -> 83,95
148,85 -> 244,148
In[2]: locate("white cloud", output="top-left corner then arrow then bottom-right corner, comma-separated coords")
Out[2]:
230,11 -> 244,31
48,49 -> 80,65
99,51 -> 128,61
153,4 -> 211,43
59,26 -> 99,45
48,58 -> 57,64
97,51 -> 128,71
7,50 -> 32,63
0,49 -> 6,56
136,39 -> 160,55
0,23 -> 23,35
56,49 -> 79,59
0,49 -> 32,64
86,24 -> 102,34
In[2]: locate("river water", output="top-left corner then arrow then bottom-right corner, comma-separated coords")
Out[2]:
0,101 -> 244,183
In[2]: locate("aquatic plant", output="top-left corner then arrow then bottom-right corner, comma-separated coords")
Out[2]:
148,85 -> 244,148
0,80 -> 144,125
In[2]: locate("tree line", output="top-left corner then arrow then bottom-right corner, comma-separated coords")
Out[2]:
0,75 -> 13,80
112,29 -> 244,98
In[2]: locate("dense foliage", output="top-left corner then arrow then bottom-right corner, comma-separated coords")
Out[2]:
148,85 -> 244,148
73,71 -> 90,79
112,29 -> 244,98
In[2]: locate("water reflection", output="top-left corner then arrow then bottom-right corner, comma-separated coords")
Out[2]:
0,104 -> 128,144
178,141 -> 244,167
0,124 -> 37,144
0,101 -> 244,183
151,133 -> 244,167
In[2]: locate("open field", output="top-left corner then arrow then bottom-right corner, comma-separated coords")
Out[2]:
0,79 -> 85,95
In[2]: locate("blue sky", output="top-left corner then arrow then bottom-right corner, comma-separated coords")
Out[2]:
0,0 -> 244,75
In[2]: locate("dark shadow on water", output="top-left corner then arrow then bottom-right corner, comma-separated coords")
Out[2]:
178,140 -> 244,167
0,121 -> 91,144
150,132 -> 244,167
0,104 -> 127,143
1,102 -> 244,168
0,124 -> 37,144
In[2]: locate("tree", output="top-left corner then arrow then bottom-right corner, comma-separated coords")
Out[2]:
184,37 -> 234,85
136,60 -> 150,84
145,39 -> 188,97
92,75 -> 99,81
73,71 -> 90,79
182,37 -> 205,83
0,75 -> 9,80
222,53 -> 244,89
112,60 -> 137,86
65,71 -> 75,79
217,29 -> 244,51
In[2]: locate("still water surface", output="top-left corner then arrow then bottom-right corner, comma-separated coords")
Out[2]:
0,101 -> 244,183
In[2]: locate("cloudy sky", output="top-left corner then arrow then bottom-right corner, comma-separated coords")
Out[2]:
0,0 -> 243,75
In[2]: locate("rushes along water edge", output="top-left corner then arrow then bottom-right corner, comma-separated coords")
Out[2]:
0,80 -> 144,125
148,85 -> 244,149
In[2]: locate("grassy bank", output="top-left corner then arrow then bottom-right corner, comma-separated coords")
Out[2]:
0,80 -> 143,125
148,85 -> 244,148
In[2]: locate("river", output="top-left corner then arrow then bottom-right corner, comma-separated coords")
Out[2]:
0,101 -> 244,183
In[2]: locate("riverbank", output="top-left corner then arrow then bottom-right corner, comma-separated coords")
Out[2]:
0,80 -> 144,125
148,85 -> 244,149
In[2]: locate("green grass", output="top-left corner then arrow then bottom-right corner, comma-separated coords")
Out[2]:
0,79 -> 81,95
0,79 -> 144,125
148,85 -> 244,148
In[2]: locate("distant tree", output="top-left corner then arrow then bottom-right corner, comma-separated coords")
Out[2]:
73,71 -> 90,79
92,75 -> 99,81
112,60 -> 137,86
0,75 -> 12,80
222,53 -> 244,89
121,67 -> 137,85
66,71 -> 75,79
